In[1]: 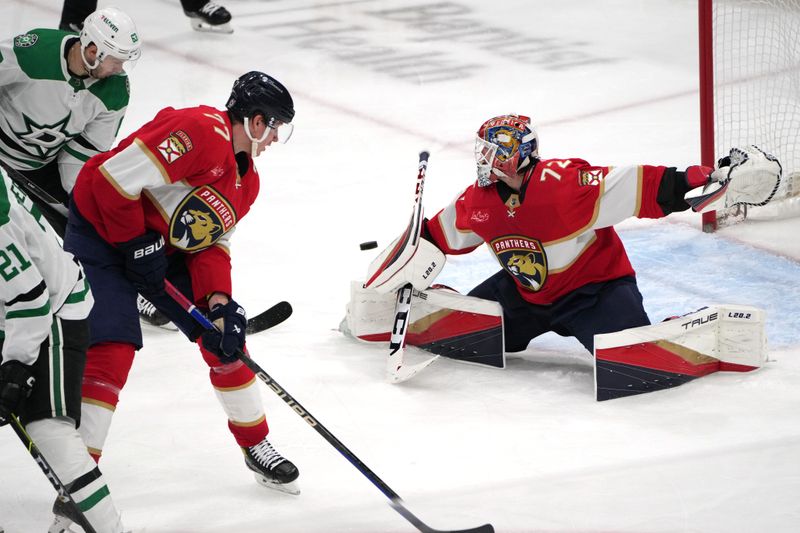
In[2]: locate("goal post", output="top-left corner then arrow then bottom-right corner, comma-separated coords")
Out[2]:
698,0 -> 800,232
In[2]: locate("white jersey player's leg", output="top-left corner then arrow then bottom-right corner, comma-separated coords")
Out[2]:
27,418 -> 126,533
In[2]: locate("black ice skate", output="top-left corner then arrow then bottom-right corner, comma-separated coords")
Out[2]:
243,437 -> 300,495
137,294 -> 177,331
48,496 -> 79,533
184,1 -> 233,34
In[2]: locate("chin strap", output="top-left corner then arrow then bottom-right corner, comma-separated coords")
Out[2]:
243,116 -> 270,158
80,44 -> 101,72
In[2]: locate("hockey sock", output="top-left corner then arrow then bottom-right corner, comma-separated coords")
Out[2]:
80,343 -> 136,462
199,341 -> 269,447
27,417 -> 125,533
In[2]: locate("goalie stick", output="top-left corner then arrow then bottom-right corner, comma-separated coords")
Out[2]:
9,414 -> 97,533
385,151 -> 439,383
164,279 -> 494,533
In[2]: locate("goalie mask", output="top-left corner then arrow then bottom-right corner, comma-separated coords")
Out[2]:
475,114 -> 538,187
226,71 -> 295,154
80,7 -> 141,71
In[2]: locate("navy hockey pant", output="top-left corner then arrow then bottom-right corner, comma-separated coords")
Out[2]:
63,199 -> 202,349
468,272 -> 651,354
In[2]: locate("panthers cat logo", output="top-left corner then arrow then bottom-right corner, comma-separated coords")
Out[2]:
491,235 -> 547,291
180,209 -> 221,248
170,186 -> 236,252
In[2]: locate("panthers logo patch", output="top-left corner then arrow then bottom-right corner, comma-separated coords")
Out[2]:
491,235 -> 547,291
170,186 -> 236,252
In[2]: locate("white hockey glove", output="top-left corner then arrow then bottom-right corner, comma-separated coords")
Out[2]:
364,236 -> 445,294
686,145 -> 782,213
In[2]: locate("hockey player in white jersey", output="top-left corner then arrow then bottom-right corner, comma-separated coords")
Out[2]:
0,166 -> 127,531
0,6 -> 140,236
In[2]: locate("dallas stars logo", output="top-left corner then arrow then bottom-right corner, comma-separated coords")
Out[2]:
13,113 -> 78,159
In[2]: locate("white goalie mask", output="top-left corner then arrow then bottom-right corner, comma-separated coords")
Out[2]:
80,7 -> 141,71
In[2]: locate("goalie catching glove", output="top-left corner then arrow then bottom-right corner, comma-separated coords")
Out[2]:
685,145 -> 782,213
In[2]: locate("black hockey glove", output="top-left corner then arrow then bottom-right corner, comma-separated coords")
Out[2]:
117,232 -> 168,295
201,300 -> 247,364
0,361 -> 36,426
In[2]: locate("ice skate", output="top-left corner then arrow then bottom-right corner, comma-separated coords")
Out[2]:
49,497 -> 82,533
184,1 -> 233,34
243,437 -> 300,495
137,294 -> 177,331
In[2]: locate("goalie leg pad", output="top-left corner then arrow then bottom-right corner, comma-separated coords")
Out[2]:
594,305 -> 766,400
343,281 -> 505,368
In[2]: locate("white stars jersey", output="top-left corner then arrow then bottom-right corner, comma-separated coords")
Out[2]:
0,29 -> 129,192
0,167 -> 92,365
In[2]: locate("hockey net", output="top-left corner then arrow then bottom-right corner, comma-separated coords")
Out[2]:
699,0 -> 800,231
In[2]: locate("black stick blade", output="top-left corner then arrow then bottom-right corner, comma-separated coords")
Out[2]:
246,301 -> 293,334
390,498 -> 494,533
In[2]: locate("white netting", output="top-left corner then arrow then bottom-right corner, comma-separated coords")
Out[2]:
713,0 -> 800,212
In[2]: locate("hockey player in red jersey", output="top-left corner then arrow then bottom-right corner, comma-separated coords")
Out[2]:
418,114 -> 730,354
61,72 -> 299,512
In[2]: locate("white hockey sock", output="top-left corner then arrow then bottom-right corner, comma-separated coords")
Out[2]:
79,400 -> 116,461
27,417 -> 125,533
213,377 -> 266,426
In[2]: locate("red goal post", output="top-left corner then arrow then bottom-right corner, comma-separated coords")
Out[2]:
698,0 -> 800,232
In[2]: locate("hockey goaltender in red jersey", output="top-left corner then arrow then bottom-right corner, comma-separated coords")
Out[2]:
356,114 -> 779,399
59,72 -> 300,528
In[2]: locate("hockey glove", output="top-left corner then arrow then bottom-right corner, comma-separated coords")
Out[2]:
201,300 -> 247,364
0,361 -> 35,426
117,232 -> 168,295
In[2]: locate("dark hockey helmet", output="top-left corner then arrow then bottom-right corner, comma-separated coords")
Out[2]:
474,114 -> 538,187
226,71 -> 295,127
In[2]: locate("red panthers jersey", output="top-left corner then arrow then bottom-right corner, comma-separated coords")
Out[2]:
72,105 -> 260,302
425,158 -> 669,305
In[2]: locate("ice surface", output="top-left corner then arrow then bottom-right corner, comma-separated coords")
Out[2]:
1,1 -> 798,532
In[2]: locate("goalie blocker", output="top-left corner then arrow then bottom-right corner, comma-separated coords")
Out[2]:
594,305 -> 766,401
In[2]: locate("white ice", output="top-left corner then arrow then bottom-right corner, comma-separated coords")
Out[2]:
1,1 -> 799,532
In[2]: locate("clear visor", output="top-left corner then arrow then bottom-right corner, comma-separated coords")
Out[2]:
101,54 -> 138,72
272,122 -> 294,144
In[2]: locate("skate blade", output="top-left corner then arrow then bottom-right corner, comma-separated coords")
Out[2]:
189,20 -> 234,34
254,473 -> 300,495
48,515 -> 77,533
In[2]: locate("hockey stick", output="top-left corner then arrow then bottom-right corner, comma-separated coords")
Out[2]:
388,284 -> 439,383
163,280 -> 494,533
384,152 -> 439,383
246,300 -> 292,335
8,414 -> 98,533
0,162 -> 69,236
0,164 -> 291,336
